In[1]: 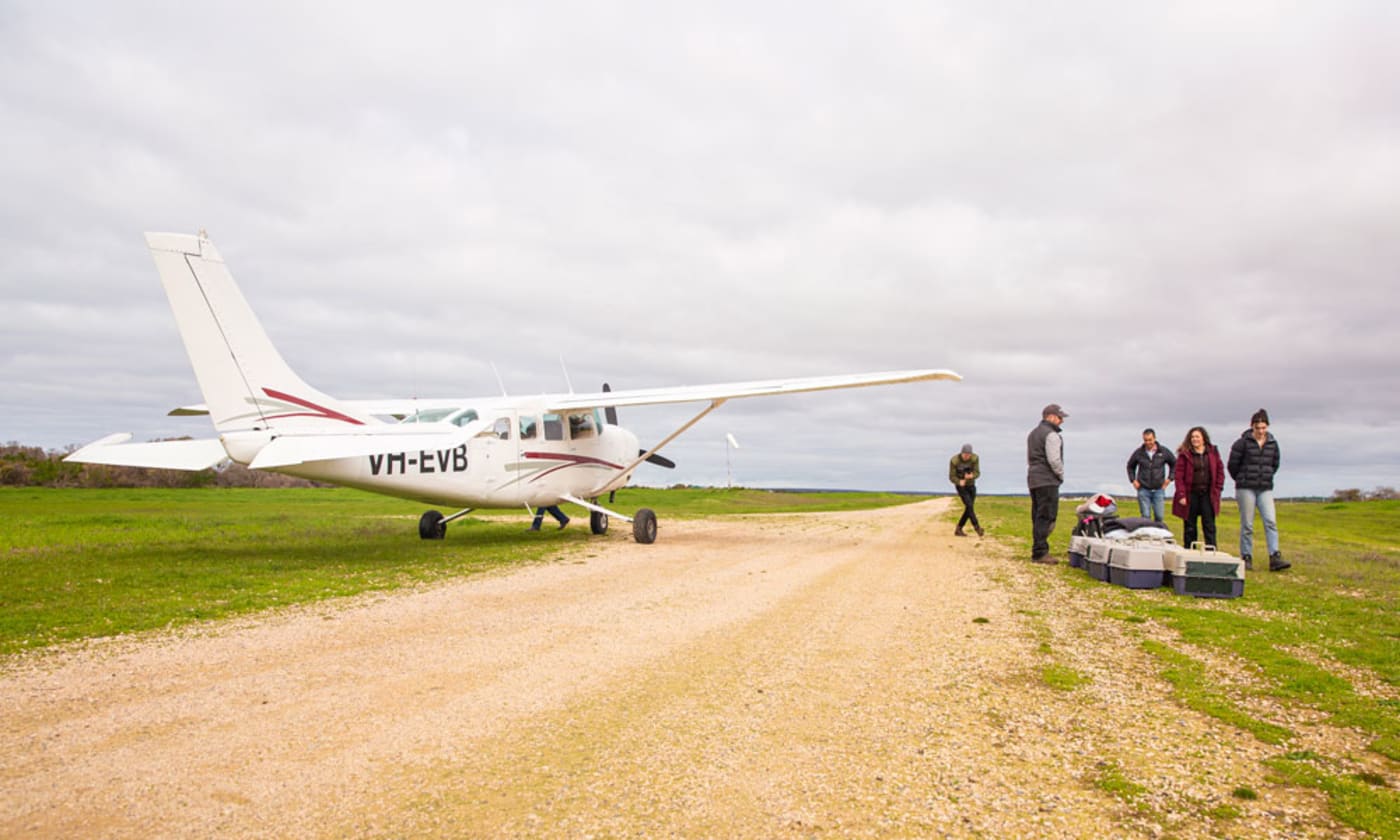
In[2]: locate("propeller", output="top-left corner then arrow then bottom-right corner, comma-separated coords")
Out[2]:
642,450 -> 676,469
602,383 -> 618,426
603,382 -> 674,469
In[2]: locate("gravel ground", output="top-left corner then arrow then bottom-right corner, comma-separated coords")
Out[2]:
0,500 -> 1366,838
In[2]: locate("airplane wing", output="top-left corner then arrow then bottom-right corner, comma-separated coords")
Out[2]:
330,369 -> 961,417
64,434 -> 229,470
546,368 -> 962,410
164,370 -> 961,420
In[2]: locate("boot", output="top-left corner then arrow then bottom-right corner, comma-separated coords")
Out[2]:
1242,554 -> 1252,571
954,526 -> 967,537
1269,552 -> 1290,572
975,525 -> 985,538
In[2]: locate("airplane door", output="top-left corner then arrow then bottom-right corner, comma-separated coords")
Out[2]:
472,415 -> 515,496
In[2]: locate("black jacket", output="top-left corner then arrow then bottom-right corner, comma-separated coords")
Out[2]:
1026,420 -> 1064,489
1126,445 -> 1176,488
1228,430 -> 1280,491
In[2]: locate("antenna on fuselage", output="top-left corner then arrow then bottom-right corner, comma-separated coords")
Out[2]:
559,355 -> 575,394
490,362 -> 509,397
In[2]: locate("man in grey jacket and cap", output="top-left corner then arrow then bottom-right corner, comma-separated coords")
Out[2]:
1026,404 -> 1067,563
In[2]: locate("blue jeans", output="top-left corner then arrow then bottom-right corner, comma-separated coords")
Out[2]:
1236,488 -> 1279,557
1136,487 -> 1166,522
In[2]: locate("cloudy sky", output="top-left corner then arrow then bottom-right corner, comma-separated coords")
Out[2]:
3,2 -> 1397,498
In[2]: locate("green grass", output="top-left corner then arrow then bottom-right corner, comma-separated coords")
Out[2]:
1040,662 -> 1088,691
1095,761 -> 1149,803
617,486 -> 931,516
969,494 -> 1400,836
0,486 -> 924,656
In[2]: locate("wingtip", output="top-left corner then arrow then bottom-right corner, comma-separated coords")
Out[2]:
64,432 -> 134,462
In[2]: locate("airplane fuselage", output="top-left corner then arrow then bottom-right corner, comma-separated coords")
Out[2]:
250,410 -> 641,509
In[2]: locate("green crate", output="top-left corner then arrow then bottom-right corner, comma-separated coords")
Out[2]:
1185,560 -> 1242,578
1173,575 -> 1244,599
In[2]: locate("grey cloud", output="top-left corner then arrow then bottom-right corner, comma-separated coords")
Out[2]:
3,2 -> 1398,498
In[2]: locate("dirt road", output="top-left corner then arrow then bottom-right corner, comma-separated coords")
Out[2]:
0,501 -> 1358,837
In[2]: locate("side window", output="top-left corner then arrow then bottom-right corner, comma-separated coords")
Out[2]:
568,411 -> 595,439
543,414 -> 564,441
476,417 -> 511,440
519,415 -> 537,439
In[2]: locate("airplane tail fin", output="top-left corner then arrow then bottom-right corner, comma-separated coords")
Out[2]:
145,232 -> 376,434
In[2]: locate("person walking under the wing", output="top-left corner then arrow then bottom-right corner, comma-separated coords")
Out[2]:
1126,428 -> 1176,523
1026,404 -> 1067,563
1172,426 -> 1225,550
529,505 -> 570,531
949,443 -> 984,537
1228,408 -> 1288,571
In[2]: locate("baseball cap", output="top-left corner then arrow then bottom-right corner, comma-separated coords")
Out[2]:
1042,403 -> 1068,419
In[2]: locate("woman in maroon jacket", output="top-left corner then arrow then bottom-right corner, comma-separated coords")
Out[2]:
1172,426 -> 1225,548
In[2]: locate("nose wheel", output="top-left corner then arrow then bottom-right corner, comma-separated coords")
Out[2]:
632,508 -> 657,544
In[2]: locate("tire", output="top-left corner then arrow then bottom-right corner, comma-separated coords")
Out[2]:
419,510 -> 446,540
632,508 -> 657,544
590,510 -> 609,535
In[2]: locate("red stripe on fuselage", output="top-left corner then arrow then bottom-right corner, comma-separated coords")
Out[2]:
522,451 -> 625,483
262,388 -> 365,425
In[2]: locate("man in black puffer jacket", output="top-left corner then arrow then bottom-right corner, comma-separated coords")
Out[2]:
1126,428 -> 1175,523
1228,408 -> 1288,571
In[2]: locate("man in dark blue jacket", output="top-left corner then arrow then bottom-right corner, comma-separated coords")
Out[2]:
1126,428 -> 1175,523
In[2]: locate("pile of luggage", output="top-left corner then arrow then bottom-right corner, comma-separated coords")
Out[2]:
1067,493 -> 1244,599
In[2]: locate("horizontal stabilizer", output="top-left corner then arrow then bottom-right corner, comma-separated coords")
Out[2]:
168,404 -> 210,416
248,421 -> 485,469
64,434 -> 229,470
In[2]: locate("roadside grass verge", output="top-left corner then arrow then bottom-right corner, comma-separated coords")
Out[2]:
969,494 -> 1400,836
615,486 -> 932,516
0,486 -> 926,657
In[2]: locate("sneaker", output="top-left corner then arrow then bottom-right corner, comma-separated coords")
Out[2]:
1030,554 -> 1059,565
1242,554 -> 1252,571
558,518 -> 570,530
955,527 -> 967,537
1269,552 -> 1290,572
975,526 -> 985,538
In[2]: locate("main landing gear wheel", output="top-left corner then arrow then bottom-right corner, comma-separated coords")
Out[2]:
419,510 -> 446,540
632,508 -> 657,544
590,510 -> 609,535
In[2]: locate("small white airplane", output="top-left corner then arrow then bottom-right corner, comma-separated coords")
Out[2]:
67,232 -> 961,542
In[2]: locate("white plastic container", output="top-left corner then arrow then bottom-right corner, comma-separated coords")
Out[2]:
1109,543 -> 1168,589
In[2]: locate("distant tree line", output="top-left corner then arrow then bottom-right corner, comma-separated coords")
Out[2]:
1330,487 -> 1399,503
1,442 -> 321,489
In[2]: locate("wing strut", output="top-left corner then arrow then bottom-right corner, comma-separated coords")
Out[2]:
591,398 -> 727,496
